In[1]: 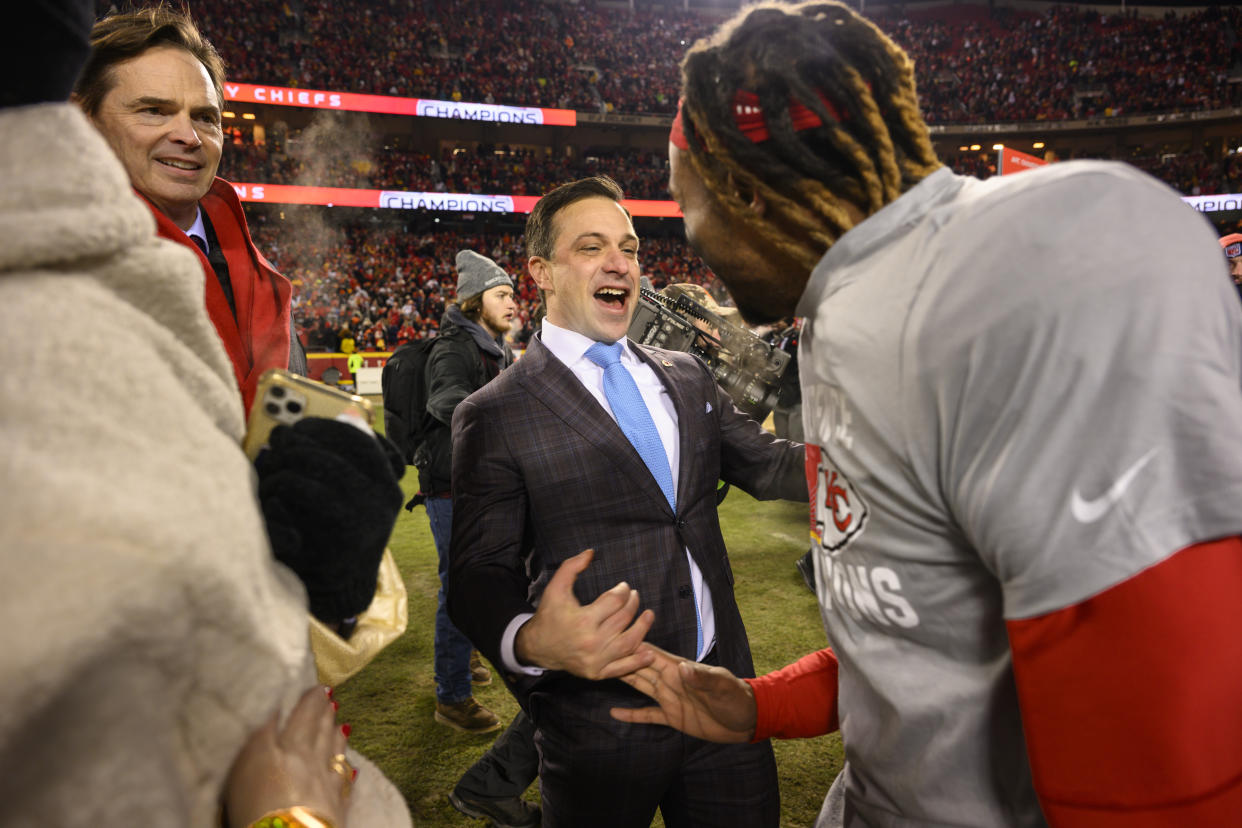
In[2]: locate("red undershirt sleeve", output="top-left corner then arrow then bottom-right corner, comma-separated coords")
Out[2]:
1006,536 -> 1242,826
744,647 -> 840,741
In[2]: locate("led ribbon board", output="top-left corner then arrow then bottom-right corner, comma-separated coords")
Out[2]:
231,183 -> 681,217
224,82 -> 576,126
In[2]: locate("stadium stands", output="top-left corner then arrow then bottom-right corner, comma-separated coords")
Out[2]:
93,0 -> 1242,345
223,127 -> 1242,200
175,0 -> 1241,122
941,147 -> 1242,195
221,139 -> 673,199
248,219 -> 715,348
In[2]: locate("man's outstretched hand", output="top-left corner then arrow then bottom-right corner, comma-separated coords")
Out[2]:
514,549 -> 656,680
610,644 -> 758,744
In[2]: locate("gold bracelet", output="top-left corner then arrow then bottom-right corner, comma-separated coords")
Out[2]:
249,806 -> 335,828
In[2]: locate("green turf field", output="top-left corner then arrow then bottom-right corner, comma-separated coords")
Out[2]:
338,410 -> 843,826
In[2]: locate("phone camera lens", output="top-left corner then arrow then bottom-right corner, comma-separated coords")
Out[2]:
270,386 -> 286,398
265,402 -> 280,416
286,401 -> 303,415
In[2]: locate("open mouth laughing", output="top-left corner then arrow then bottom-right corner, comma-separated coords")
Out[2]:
594,286 -> 630,311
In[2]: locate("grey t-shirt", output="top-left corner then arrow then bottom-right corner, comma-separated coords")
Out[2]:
796,163 -> 1242,826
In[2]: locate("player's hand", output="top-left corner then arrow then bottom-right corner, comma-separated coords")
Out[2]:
224,686 -> 352,828
610,644 -> 757,743
515,549 -> 656,680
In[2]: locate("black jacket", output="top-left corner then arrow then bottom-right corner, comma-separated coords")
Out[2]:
421,305 -> 513,494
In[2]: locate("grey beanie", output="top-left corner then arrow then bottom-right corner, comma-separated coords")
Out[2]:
455,249 -> 514,301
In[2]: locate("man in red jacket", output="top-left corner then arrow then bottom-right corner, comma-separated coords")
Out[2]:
75,6 -> 304,414
74,7 -> 401,639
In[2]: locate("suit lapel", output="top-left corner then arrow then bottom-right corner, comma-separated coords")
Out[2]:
517,336 -> 676,516
630,344 -> 698,514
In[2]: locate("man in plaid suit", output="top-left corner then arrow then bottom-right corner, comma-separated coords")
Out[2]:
447,176 -> 806,827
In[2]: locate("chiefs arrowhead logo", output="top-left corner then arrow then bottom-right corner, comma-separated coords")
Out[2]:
806,444 -> 868,556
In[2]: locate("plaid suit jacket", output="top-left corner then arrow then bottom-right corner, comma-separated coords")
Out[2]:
447,333 -> 806,727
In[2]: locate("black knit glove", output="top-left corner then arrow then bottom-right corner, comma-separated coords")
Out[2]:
255,418 -> 405,624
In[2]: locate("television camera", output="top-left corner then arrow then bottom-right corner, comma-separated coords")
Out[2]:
626,286 -> 790,422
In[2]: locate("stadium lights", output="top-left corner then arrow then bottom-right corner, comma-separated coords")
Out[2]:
242,112 -> 256,120
1033,141 -> 1045,149
222,111 -> 236,118
992,143 -> 1004,150
970,144 -> 981,151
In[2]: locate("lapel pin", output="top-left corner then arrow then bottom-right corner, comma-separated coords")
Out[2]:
661,359 -> 672,366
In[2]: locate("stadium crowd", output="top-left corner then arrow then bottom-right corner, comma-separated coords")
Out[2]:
940,146 -> 1242,195
880,3 -> 1242,123
221,137 -> 673,199
247,220 -> 714,352
97,0 -> 1242,344
224,127 -> 1242,199
103,0 -> 1242,122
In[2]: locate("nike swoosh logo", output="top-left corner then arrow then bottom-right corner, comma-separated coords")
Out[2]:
1070,448 -> 1159,524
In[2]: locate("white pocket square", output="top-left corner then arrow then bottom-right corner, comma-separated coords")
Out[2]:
705,402 -> 713,413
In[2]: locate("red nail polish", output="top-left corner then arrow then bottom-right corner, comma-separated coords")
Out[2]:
351,767 -> 358,782
324,686 -> 334,699
331,700 -> 339,712
341,723 -> 352,739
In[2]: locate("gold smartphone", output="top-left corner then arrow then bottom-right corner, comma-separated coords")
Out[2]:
243,368 -> 375,460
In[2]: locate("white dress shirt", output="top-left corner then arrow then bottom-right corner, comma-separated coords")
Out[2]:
186,207 -> 208,254
500,319 -> 717,674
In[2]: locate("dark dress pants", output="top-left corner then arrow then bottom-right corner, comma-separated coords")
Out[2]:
455,710 -> 540,799
533,696 -> 780,828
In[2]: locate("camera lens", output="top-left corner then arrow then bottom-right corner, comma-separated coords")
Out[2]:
270,385 -> 286,398
286,401 -> 303,415
265,402 -> 280,416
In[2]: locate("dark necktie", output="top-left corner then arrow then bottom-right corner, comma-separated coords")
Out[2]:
189,234 -> 208,256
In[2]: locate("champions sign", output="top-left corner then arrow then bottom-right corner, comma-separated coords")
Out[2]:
230,183 -> 681,217
223,82 -> 576,126
1182,193 -> 1242,214
379,191 -> 520,212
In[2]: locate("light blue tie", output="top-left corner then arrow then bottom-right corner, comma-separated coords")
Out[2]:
585,341 -> 676,510
585,342 -> 703,655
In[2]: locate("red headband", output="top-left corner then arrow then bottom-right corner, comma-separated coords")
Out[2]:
670,90 -> 846,151
671,97 -> 691,150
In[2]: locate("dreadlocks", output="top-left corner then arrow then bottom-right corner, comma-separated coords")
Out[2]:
678,1 -> 942,273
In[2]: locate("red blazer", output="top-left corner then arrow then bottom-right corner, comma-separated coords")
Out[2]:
141,179 -> 292,413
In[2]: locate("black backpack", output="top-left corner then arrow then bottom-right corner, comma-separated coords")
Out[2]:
381,338 -> 439,467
